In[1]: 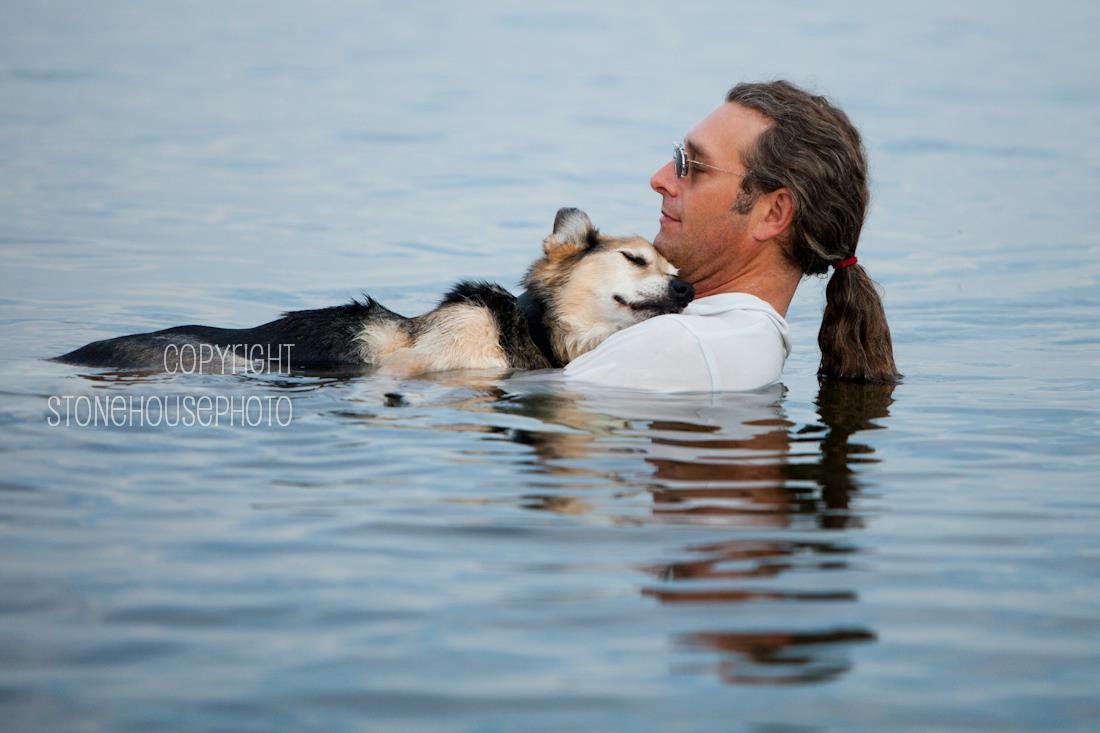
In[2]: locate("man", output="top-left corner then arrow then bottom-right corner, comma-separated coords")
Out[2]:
564,80 -> 899,392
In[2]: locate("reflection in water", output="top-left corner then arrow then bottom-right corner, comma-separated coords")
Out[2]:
67,361 -> 896,686
494,377 -> 895,685
677,627 -> 877,686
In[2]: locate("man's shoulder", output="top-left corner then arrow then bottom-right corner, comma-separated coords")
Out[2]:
627,293 -> 788,339
562,312 -> 712,390
563,291 -> 791,393
579,311 -> 700,354
579,292 -> 787,354
564,313 -> 700,369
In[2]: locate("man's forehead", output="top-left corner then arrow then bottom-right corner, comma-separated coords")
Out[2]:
685,102 -> 773,164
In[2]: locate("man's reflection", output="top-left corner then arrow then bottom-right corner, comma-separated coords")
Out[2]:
492,377 -> 895,685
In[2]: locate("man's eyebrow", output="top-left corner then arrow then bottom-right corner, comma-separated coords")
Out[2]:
684,138 -> 711,163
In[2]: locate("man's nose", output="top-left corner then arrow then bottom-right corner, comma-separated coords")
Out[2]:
651,160 -> 678,197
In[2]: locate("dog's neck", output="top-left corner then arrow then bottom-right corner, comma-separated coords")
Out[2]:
516,291 -> 564,368
551,318 -> 623,364
519,289 -> 623,367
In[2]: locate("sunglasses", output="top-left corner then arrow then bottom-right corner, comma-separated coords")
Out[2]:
673,141 -> 749,180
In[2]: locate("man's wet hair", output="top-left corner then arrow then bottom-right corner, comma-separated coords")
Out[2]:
727,80 -> 900,384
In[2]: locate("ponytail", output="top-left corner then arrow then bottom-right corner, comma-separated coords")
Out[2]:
817,264 -> 900,383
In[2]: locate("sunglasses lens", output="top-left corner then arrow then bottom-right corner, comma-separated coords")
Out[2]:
674,145 -> 686,177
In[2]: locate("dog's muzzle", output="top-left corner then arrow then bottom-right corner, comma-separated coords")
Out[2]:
669,278 -> 694,308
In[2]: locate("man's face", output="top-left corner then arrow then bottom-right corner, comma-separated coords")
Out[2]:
650,103 -> 773,287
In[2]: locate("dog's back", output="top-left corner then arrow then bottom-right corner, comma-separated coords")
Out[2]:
55,285 -> 550,374
55,299 -> 407,371
55,207 -> 693,376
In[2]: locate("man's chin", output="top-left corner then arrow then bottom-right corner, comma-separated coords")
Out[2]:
653,231 -> 677,262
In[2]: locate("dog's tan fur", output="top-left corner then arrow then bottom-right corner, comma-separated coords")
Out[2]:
348,209 -> 688,379
374,305 -> 509,377
355,320 -> 412,364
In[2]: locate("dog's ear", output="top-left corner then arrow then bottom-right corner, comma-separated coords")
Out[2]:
543,207 -> 598,255
552,207 -> 593,243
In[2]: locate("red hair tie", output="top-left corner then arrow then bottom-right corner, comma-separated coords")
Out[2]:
834,255 -> 858,269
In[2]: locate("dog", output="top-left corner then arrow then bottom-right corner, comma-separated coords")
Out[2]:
55,208 -> 694,377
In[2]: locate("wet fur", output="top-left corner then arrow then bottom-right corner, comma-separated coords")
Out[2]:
55,208 -> 693,377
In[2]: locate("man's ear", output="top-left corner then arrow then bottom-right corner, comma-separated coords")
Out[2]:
544,207 -> 598,255
751,188 -> 796,242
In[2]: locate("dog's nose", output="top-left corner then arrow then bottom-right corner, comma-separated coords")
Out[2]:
670,278 -> 694,305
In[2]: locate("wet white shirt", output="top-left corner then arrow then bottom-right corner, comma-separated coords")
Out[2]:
563,292 -> 791,393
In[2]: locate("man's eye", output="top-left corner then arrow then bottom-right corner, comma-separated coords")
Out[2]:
621,252 -> 648,267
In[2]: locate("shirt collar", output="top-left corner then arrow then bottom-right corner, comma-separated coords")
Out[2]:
684,292 -> 791,357
684,292 -> 787,320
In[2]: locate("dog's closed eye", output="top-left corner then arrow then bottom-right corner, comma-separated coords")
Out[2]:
620,251 -> 648,267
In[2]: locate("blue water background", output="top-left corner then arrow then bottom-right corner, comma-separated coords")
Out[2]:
2,2 -> 1099,731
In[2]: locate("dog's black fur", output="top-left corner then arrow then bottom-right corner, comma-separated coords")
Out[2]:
55,283 -> 554,371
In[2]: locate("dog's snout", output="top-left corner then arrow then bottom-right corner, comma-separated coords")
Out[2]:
670,278 -> 694,305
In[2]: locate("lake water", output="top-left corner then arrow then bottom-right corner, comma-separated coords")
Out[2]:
2,2 -> 1099,731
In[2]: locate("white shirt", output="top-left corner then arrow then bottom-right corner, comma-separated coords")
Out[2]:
563,292 -> 791,393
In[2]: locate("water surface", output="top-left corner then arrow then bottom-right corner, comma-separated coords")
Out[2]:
2,2 -> 1099,731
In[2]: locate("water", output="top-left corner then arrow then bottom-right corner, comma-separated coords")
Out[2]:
3,2 -> 1100,731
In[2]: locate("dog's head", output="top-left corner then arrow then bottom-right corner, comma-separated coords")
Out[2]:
523,207 -> 694,363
